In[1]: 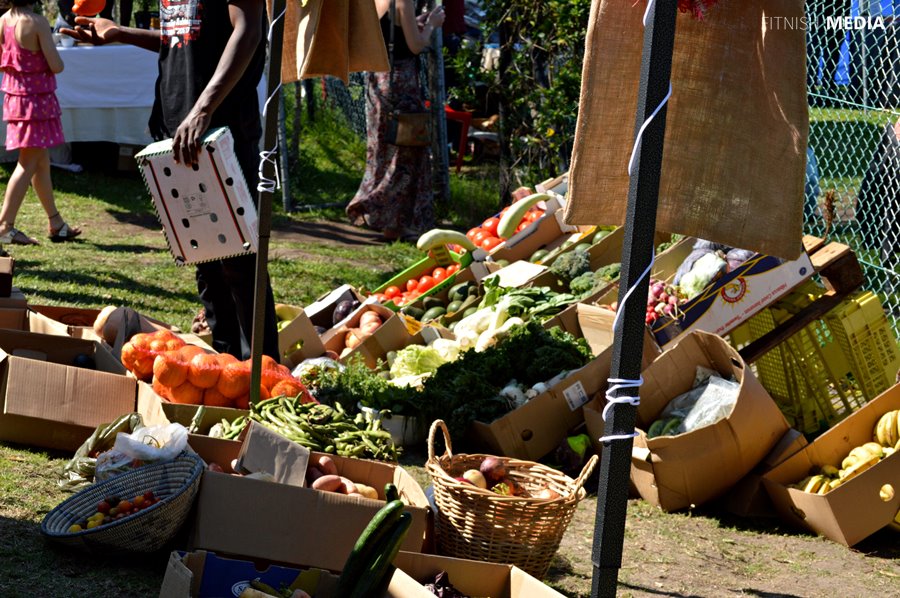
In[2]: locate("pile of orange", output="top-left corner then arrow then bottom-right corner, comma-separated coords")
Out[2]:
121,330 -> 315,408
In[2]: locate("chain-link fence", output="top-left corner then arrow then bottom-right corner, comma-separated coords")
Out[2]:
805,1 -> 900,331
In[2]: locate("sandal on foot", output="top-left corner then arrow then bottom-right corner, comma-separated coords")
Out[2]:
48,222 -> 82,243
0,226 -> 39,245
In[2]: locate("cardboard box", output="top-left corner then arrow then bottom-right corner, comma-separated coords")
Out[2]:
137,380 -> 247,434
638,238 -> 813,347
136,127 -> 260,265
324,303 -> 414,369
234,422 -> 310,487
27,304 -> 181,342
0,328 -> 137,451
395,552 -> 565,598
187,436 -> 432,572
275,304 -> 326,367
0,308 -> 71,336
0,286 -> 27,309
485,194 -> 587,264
303,284 -> 367,331
160,550 -> 429,598
762,383 -> 900,546
469,306 -> 660,461
720,428 -> 808,518
629,331 -> 790,512
0,257 -> 12,297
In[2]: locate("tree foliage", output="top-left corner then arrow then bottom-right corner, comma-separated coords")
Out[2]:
448,0 -> 592,190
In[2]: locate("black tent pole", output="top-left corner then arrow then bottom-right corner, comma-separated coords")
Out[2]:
249,0 -> 287,404
591,2 -> 677,597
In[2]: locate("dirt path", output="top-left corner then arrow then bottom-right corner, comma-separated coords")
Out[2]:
272,218 -> 386,248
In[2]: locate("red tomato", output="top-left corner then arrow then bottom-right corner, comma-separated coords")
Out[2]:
406,279 -> 418,292
446,263 -> 460,275
472,230 -> 491,246
480,236 -> 502,251
394,297 -> 406,307
432,267 -> 447,282
481,217 -> 500,237
466,228 -> 483,242
384,285 -> 401,299
417,275 -> 437,293
372,293 -> 388,303
515,222 -> 529,233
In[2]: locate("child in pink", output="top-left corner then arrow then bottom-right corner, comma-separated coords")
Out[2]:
0,0 -> 80,245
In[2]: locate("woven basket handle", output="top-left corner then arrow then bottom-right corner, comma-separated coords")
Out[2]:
571,453 -> 599,493
427,419 -> 454,462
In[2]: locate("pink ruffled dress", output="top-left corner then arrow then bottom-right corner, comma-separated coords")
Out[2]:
1,23 -> 64,150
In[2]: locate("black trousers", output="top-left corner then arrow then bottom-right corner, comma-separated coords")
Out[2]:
196,135 -> 280,362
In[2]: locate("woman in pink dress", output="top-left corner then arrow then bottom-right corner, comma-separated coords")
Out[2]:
0,0 -> 80,245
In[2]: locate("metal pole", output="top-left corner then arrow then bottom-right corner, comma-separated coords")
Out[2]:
591,2 -> 677,597
278,93 -> 293,212
249,0 -> 286,404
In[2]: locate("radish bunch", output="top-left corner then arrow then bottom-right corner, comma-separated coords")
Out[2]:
646,279 -> 681,325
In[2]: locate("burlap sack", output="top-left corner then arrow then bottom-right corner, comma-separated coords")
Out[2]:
285,0 -> 389,85
566,0 -> 809,259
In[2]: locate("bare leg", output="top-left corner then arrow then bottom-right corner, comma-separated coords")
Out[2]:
30,148 -> 65,232
0,148 -> 42,244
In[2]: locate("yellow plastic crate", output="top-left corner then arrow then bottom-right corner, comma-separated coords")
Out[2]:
824,292 -> 900,400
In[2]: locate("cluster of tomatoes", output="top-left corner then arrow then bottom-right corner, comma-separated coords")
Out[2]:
370,262 -> 462,307
465,206 -> 545,253
67,491 -> 160,532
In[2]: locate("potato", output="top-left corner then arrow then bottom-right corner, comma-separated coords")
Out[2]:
338,476 -> 357,495
314,455 -> 338,476
360,310 -> 382,326
355,483 -> 379,500
311,474 -> 342,492
345,329 -> 364,349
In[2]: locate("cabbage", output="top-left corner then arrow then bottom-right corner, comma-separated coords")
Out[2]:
389,344 -> 453,379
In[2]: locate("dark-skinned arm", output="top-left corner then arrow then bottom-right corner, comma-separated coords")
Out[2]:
59,16 -> 160,52
172,0 -> 265,166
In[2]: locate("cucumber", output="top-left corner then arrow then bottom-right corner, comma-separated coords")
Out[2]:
530,249 -> 550,263
422,296 -> 444,310
661,417 -> 682,436
400,305 -> 425,320
416,229 -> 476,252
385,483 -> 400,502
497,193 -> 550,239
349,512 -> 413,598
422,306 -> 446,322
446,301 -> 463,314
646,419 -> 667,439
335,499 -> 405,596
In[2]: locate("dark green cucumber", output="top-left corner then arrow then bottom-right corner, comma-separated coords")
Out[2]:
384,483 -> 399,503
335,499 -> 404,595
349,512 -> 413,598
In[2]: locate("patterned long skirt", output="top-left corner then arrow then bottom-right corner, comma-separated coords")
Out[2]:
346,58 -> 434,236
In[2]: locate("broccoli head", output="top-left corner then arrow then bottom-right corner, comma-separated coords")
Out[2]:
568,271 -> 597,296
549,250 -> 591,284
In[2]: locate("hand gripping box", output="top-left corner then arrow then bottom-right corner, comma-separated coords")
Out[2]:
136,127 -> 259,265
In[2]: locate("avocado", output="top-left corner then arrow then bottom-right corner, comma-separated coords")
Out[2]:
446,301 -> 463,314
400,305 -> 425,320
574,243 -> 592,254
448,282 -> 470,303
530,249 -> 550,263
421,306 -> 446,322
423,296 -> 445,310
592,229 -> 612,245
466,285 -> 480,297
462,306 -> 478,318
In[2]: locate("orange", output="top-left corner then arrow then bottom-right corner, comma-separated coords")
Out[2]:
72,0 -> 107,17
129,332 -> 152,351
216,353 -> 239,367
148,338 -> 168,354
260,355 -> 279,371
169,381 -> 203,405
120,342 -> 137,372
202,386 -> 235,408
151,329 -> 177,341
152,378 -> 173,401
164,337 -> 186,352
235,385 -> 269,410
187,353 -> 221,389
261,368 -> 288,392
133,354 -> 155,381
216,362 -> 251,399
178,345 -> 206,362
269,378 -> 304,399
153,352 -> 188,388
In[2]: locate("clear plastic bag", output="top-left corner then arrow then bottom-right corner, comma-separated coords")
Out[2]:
58,413 -> 144,492
660,367 -> 740,435
94,423 -> 190,482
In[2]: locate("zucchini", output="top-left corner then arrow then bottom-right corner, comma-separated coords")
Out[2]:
335,499 -> 404,596
496,192 -> 549,239
349,512 -> 413,598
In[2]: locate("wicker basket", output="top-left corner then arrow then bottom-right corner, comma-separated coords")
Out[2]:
425,420 -> 597,578
41,451 -> 204,553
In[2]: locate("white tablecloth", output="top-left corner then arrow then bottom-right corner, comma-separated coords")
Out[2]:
1,43 -> 267,149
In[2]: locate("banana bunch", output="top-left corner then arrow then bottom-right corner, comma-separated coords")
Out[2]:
792,437 -> 898,495
874,409 -> 900,448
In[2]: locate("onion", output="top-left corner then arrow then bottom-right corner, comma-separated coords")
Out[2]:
479,456 -> 507,483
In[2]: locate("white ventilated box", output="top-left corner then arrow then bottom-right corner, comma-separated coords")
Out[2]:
136,127 -> 259,265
